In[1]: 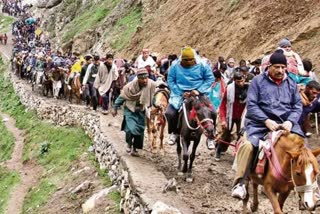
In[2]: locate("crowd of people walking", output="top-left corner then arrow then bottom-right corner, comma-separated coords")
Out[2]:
3,0 -> 320,212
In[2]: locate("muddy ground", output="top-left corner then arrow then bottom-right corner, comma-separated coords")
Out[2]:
138,129 -> 320,214
4,70 -> 320,213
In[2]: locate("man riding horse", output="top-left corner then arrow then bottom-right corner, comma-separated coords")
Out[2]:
165,46 -> 216,149
232,50 -> 305,199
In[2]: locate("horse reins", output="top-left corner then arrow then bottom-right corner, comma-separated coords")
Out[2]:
216,138 -> 236,147
182,102 -> 213,132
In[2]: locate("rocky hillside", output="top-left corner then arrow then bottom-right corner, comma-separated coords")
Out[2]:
33,0 -> 320,66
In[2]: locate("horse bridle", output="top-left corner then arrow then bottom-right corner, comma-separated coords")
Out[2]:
182,102 -> 214,132
290,159 -> 319,195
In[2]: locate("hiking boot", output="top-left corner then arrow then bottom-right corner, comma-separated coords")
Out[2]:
130,147 -> 139,156
231,184 -> 246,200
101,109 -> 109,115
126,144 -> 132,153
167,134 -> 178,145
207,139 -> 216,150
214,151 -> 221,161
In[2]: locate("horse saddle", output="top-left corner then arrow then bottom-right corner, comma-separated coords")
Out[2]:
254,130 -> 284,177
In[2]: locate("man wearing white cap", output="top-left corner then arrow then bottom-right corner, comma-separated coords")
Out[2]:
226,57 -> 236,80
135,48 -> 156,69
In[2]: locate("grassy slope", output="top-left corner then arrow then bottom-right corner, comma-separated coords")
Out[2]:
0,111 -> 19,214
0,57 -> 121,213
62,0 -> 120,43
0,15 -> 19,213
0,58 -> 92,213
110,7 -> 142,51
0,167 -> 20,213
0,14 -> 14,34
0,114 -> 15,161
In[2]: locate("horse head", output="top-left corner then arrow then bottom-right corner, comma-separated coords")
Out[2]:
152,86 -> 170,111
185,95 -> 216,139
288,148 -> 320,211
281,133 -> 320,211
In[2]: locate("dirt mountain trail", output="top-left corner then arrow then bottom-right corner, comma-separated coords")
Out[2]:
1,112 -> 43,214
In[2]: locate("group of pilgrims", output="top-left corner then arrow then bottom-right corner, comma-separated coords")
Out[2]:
4,0 -> 320,208
1,0 -> 32,16
7,6 -> 320,157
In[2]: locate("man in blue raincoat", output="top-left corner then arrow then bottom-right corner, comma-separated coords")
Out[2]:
165,46 -> 215,148
231,50 -> 304,200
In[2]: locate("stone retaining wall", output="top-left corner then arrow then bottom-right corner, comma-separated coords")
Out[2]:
7,72 -> 148,213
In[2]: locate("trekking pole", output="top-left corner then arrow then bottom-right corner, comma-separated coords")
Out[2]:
315,113 -> 319,136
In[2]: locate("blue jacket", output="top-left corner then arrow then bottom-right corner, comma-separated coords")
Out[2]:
245,72 -> 304,147
168,61 -> 214,109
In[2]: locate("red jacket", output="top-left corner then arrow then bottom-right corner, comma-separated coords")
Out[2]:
219,89 -> 246,123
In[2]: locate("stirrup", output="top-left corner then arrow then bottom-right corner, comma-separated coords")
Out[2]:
231,183 -> 246,200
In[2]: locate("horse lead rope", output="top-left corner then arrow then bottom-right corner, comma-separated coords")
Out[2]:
182,102 -> 200,130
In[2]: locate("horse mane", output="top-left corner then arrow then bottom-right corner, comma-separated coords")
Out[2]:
285,132 -> 319,174
284,132 -> 305,148
185,95 -> 215,114
198,95 -> 211,106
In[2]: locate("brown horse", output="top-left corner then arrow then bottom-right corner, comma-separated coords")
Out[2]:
69,75 -> 81,104
242,131 -> 320,214
15,55 -> 23,79
146,86 -> 170,153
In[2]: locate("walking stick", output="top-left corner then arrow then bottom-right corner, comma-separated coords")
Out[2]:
315,113 -> 319,135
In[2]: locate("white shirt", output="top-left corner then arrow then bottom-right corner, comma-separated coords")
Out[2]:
135,55 -> 156,69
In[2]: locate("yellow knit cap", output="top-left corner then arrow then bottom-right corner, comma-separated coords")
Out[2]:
181,46 -> 195,59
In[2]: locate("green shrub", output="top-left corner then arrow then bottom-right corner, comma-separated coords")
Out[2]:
0,15 -> 15,33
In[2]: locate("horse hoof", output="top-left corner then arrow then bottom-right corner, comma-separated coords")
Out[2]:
250,204 -> 258,212
186,177 -> 193,183
177,172 -> 184,176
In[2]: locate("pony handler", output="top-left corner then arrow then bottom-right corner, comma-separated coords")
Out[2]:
111,68 -> 158,156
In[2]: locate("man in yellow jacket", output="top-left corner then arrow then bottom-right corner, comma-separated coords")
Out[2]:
67,56 -> 85,90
